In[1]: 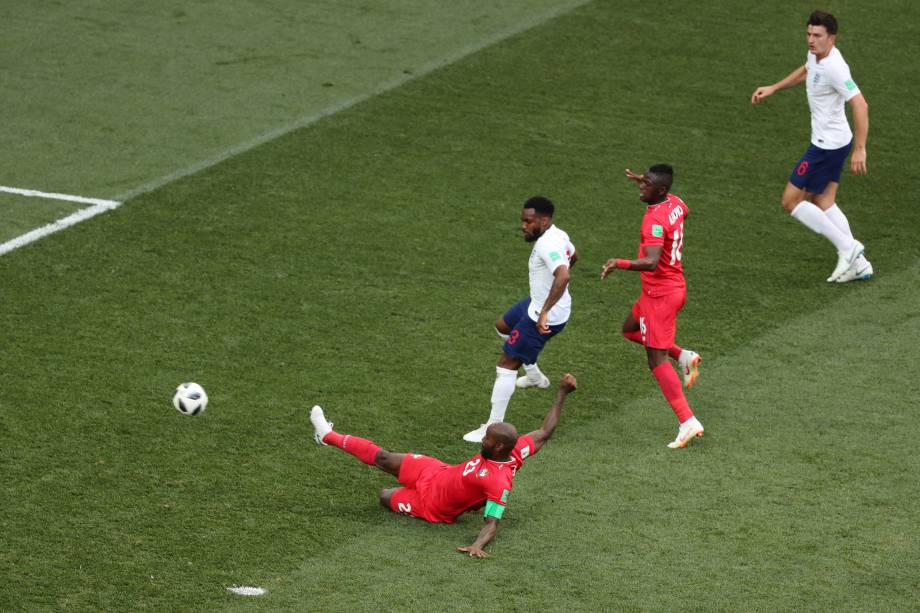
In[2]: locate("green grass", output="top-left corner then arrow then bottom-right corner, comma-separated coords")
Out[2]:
2,1 -> 919,610
0,193 -> 84,243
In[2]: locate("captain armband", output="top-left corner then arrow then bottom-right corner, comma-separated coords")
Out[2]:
484,500 -> 506,520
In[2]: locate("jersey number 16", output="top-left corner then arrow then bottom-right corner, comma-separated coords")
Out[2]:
669,223 -> 684,265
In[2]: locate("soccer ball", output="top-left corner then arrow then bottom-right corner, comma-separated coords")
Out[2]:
173,382 -> 208,416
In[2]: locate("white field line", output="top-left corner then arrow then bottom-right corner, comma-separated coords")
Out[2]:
0,185 -> 119,207
0,198 -> 119,256
1,0 -> 593,257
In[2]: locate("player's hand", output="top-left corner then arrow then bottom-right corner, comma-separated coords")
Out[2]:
624,168 -> 643,183
559,373 -> 577,393
751,85 -> 774,105
601,258 -> 618,280
457,545 -> 490,558
537,312 -> 550,335
850,147 -> 867,175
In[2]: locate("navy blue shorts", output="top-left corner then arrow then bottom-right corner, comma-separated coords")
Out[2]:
500,298 -> 566,365
789,141 -> 852,194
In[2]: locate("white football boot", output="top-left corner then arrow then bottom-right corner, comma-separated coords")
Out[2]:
310,405 -> 333,445
667,416 -> 704,449
677,350 -> 702,389
516,374 -> 551,389
463,423 -> 491,443
827,240 -> 865,282
835,259 -> 874,283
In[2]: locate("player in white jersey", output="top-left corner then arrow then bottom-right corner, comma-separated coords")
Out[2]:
463,197 -> 576,443
751,10 -> 872,283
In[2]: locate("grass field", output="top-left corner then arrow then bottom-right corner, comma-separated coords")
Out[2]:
2,1 -> 919,610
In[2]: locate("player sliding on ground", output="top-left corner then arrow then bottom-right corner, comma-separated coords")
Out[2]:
601,164 -> 703,449
310,374 -> 577,558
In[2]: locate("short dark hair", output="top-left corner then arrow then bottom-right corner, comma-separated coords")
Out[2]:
808,10 -> 838,35
523,196 -> 555,217
647,163 -> 674,190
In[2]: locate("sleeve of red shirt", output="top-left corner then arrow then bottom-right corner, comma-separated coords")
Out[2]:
515,435 -> 538,460
641,211 -> 665,247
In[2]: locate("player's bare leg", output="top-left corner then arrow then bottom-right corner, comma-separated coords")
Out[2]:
379,488 -> 399,509
622,312 -> 700,388
494,316 -> 512,340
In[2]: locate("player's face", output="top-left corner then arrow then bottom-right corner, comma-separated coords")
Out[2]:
806,25 -> 835,58
638,175 -> 666,204
521,208 -> 548,242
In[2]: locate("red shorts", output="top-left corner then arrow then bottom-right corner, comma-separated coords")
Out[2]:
388,454 -> 450,523
631,288 -> 686,349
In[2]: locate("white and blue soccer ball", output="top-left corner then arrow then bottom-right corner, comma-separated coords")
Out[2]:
173,382 -> 208,416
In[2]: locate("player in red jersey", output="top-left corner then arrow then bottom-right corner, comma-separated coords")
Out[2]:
601,164 -> 704,448
309,374 -> 577,558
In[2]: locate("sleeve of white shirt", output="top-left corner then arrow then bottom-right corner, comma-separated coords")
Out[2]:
830,59 -> 860,101
536,235 -> 570,272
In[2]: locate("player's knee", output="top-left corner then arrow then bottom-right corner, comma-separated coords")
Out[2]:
780,195 -> 801,213
378,489 -> 392,509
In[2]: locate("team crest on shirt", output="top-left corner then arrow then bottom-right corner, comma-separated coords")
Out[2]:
477,468 -> 489,478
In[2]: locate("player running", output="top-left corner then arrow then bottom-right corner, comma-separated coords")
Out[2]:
463,196 -> 576,443
751,10 -> 872,283
601,165 -> 703,449
310,374 -> 578,558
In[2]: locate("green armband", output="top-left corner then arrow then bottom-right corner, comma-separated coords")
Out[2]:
484,500 -> 506,519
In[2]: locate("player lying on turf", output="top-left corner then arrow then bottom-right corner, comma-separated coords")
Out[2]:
310,374 -> 577,558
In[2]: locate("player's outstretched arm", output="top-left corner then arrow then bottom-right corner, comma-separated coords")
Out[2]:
751,64 -> 807,104
457,516 -> 499,558
601,245 -> 662,279
527,373 -> 577,452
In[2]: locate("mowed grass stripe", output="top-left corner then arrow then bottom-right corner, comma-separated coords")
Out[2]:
1,0 -> 590,200
224,262 -> 920,613
114,0 -> 595,204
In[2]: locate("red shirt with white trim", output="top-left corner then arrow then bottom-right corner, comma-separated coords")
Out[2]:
422,435 -> 536,523
637,193 -> 688,296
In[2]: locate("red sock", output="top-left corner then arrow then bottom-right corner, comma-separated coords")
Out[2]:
651,363 -> 694,423
668,344 -> 682,361
623,330 -> 643,344
323,431 -> 381,466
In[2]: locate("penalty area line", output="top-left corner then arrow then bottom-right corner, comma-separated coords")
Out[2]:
0,185 -> 121,208
0,186 -> 121,256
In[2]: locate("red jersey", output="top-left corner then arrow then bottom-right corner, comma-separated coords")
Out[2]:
421,435 -> 537,523
637,193 -> 688,296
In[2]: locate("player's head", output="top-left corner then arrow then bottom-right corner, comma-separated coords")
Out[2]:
807,11 -> 837,56
638,164 -> 673,204
521,196 -> 555,243
481,422 -> 519,461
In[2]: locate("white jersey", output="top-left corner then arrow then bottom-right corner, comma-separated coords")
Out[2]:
527,225 -> 574,326
805,46 -> 860,150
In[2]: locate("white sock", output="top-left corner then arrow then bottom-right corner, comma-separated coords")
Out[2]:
488,367 -> 518,423
825,203 -> 869,267
495,327 -> 509,341
522,363 -> 544,382
790,201 -> 854,253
